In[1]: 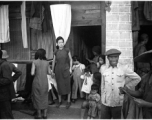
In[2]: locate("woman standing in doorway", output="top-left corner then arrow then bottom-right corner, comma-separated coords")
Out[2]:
52,36 -> 72,109
31,48 -> 52,119
134,33 -> 150,77
87,46 -> 101,74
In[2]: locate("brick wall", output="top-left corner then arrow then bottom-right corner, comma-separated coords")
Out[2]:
106,1 -> 133,68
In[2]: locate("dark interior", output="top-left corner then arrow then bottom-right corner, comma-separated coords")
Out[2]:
76,26 -> 101,48
139,25 -> 152,51
72,26 -> 101,64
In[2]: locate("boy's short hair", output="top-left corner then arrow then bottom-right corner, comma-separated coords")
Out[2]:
72,55 -> 80,62
93,72 -> 101,85
91,84 -> 99,91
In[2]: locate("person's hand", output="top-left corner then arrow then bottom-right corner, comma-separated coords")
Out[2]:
119,86 -> 129,94
89,60 -> 96,64
69,68 -> 72,74
12,98 -> 17,102
51,72 -> 55,78
134,98 -> 147,107
119,87 -> 125,94
86,58 -> 94,64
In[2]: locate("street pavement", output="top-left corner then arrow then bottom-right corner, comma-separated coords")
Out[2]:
12,99 -> 84,119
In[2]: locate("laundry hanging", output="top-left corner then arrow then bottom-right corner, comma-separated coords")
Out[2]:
0,5 -> 10,43
50,4 -> 71,44
29,2 -> 45,30
21,1 -> 28,48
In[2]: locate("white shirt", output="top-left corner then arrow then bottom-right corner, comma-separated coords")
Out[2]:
99,63 -> 141,107
72,63 -> 85,72
81,73 -> 93,94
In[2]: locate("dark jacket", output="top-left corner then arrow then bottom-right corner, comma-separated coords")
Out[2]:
0,59 -> 22,101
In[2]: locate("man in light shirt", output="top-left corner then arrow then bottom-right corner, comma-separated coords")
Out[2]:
99,49 -> 141,119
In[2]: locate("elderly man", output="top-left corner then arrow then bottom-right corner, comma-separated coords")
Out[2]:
120,50 -> 152,119
99,48 -> 141,119
0,50 -> 22,119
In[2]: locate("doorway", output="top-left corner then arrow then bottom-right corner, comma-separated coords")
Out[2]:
72,25 -> 101,65
139,25 -> 152,51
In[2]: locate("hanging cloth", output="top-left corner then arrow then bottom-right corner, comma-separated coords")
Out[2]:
50,4 -> 71,44
21,1 -> 28,48
29,2 -> 45,30
144,1 -> 152,21
0,5 -> 10,43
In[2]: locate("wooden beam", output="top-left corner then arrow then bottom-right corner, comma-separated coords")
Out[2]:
8,60 -> 32,64
9,12 -> 30,19
66,1 -> 101,10
0,1 -> 22,5
72,9 -> 101,21
71,18 -> 102,26
8,3 -> 31,13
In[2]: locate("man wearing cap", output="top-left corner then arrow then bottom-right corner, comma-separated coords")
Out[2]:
99,48 -> 141,119
0,50 -> 22,119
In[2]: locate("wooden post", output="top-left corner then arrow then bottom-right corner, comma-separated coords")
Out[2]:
101,1 -> 106,55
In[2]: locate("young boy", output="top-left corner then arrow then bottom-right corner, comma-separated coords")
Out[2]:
81,71 -> 102,119
87,84 -> 101,119
71,55 -> 85,103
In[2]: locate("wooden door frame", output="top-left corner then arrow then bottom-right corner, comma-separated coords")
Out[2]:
101,1 -> 106,55
70,1 -> 106,55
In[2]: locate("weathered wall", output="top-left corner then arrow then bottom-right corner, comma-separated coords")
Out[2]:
2,2 -> 56,61
106,1 -> 133,67
2,3 -> 31,61
67,1 -> 102,26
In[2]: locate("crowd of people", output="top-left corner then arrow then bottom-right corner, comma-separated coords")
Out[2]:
0,35 -> 152,119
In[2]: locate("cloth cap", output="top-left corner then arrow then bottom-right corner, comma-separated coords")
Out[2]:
2,50 -> 9,59
105,49 -> 121,56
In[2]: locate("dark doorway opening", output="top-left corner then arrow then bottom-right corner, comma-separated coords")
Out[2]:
72,25 -> 101,65
139,25 -> 152,51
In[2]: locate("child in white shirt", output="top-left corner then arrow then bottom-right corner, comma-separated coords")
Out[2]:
81,66 -> 93,99
87,84 -> 100,119
71,56 -> 85,103
81,72 -> 102,119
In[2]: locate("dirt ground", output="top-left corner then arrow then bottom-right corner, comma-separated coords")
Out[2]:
12,99 -> 84,119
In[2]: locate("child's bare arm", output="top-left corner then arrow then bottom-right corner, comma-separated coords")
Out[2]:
96,94 -> 101,102
87,94 -> 91,100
